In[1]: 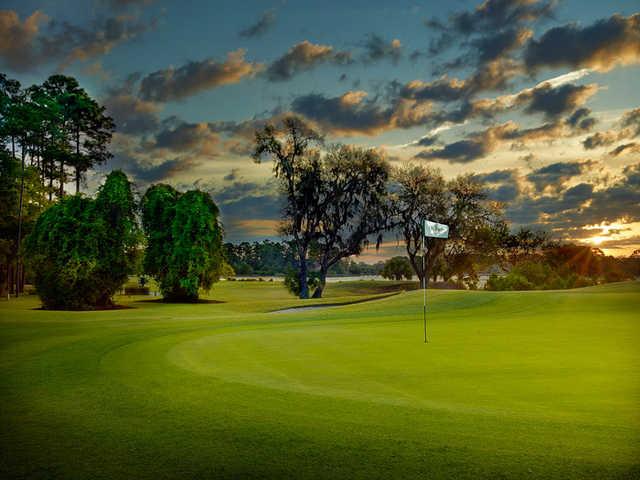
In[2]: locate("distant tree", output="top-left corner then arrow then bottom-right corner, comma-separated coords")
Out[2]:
381,256 -> 413,280
141,185 -> 224,302
253,116 -> 323,298
25,170 -> 139,309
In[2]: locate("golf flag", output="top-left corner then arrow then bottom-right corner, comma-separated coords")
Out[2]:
424,220 -> 449,239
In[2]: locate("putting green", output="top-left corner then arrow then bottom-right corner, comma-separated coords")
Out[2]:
1,281 -> 638,479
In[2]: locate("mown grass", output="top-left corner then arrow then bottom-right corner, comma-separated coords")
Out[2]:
0,280 -> 638,479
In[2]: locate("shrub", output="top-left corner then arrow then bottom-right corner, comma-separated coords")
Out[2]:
25,171 -> 139,309
284,269 -> 320,297
381,256 -> 414,280
485,272 -> 534,291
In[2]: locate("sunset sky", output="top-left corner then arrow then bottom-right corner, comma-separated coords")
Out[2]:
2,0 -> 639,258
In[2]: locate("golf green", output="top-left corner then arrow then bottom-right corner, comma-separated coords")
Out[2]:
1,281 -> 638,479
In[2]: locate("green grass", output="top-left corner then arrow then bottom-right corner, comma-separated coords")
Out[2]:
1,280 -> 639,479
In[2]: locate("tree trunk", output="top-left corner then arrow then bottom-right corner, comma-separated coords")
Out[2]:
298,250 -> 309,299
75,128 -> 80,194
312,267 -> 327,298
59,159 -> 64,197
16,143 -> 25,298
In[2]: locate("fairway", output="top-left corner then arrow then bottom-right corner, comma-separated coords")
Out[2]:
1,281 -> 639,479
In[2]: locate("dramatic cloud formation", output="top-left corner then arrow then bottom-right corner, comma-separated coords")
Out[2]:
139,49 -> 263,102
517,83 -> 598,118
524,14 -> 640,72
291,90 -> 430,135
151,121 -> 220,156
583,107 -> 640,149
0,9 -> 154,72
416,112 -> 595,163
427,0 -> 556,36
103,74 -> 161,134
526,160 -> 595,193
239,10 -> 276,38
266,41 -> 351,81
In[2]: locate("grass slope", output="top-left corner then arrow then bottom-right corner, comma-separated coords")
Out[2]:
0,281 -> 639,479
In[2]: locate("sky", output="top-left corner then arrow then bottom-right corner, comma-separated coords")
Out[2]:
1,0 -> 639,259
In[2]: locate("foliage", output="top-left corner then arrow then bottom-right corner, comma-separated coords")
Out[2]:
392,163 -> 503,286
487,242 -> 636,291
224,240 -> 294,275
253,116 -> 323,299
284,268 -> 320,297
381,256 -> 414,280
310,145 -> 391,297
25,171 -> 139,309
141,185 -> 224,302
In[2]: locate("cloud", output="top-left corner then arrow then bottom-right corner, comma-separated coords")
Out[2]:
139,49 -> 263,102
517,82 -> 598,118
416,113 -> 593,163
103,74 -> 161,134
428,0 -> 556,36
108,147 -> 198,184
583,107 -> 640,149
565,107 -> 597,131
526,160 -> 595,192
152,121 -> 220,156
524,14 -> 640,72
0,9 -> 155,72
0,10 -> 47,72
421,80 -> 598,128
472,168 -> 522,201
400,59 -> 519,103
266,40 -> 351,81
362,34 -> 402,64
609,142 -> 640,156
503,162 -> 640,239
290,90 -> 430,136
239,10 -> 276,38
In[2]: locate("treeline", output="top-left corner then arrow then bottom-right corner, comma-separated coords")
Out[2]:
252,118 -> 638,298
1,73 -> 114,296
223,240 -> 384,276
253,118 -> 503,298
485,233 -> 640,291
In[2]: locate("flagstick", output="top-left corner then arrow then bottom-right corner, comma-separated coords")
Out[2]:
423,236 -> 428,344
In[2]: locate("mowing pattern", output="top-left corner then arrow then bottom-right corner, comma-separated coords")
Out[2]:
1,281 -> 639,479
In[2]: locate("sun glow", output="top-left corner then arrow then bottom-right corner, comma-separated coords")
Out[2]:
579,220 -> 640,255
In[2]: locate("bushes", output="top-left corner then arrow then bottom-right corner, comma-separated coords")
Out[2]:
141,185 -> 224,302
284,269 -> 320,297
381,256 -> 413,280
25,171 -> 139,309
485,260 -> 598,291
485,273 -> 533,291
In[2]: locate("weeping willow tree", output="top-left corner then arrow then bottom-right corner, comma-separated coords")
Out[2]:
25,170 -> 139,309
141,185 -> 224,302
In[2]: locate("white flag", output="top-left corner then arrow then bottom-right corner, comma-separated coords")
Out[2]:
424,220 -> 449,239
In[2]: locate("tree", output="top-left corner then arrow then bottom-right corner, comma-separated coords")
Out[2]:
252,116 -> 323,299
42,75 -> 114,195
392,164 -> 447,285
393,164 -> 502,287
25,171 -> 139,309
310,145 -> 391,297
141,185 -> 224,302
381,256 -> 414,280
